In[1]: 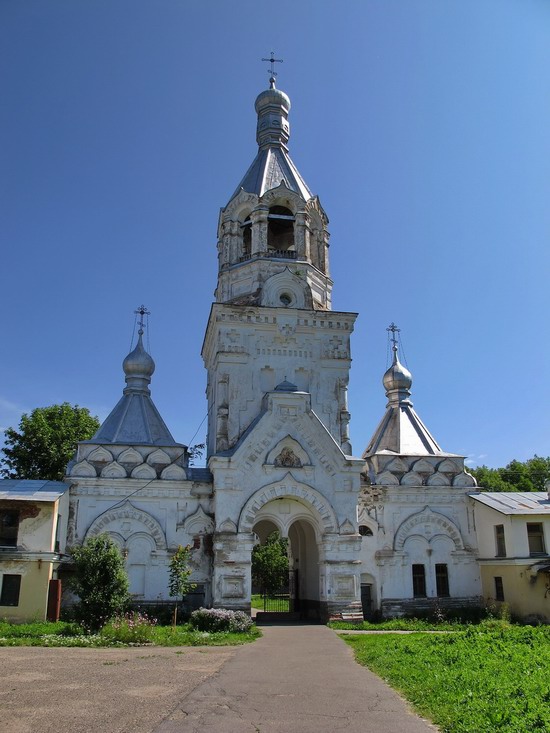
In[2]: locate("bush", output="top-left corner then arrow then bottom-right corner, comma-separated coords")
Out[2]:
69,534 -> 130,631
190,608 -> 253,633
100,612 -> 157,644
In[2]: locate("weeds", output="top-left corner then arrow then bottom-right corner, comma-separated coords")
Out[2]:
344,625 -> 550,733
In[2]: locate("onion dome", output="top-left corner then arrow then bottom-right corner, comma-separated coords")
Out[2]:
383,344 -> 412,404
123,329 -> 155,393
254,78 -> 291,151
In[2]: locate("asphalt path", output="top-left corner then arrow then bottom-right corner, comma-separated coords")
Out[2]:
1,626 -> 438,733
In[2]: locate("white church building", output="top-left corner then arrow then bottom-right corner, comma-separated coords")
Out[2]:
66,76 -> 483,621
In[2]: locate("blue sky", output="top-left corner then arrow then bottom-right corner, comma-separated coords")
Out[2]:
1,0 -> 549,468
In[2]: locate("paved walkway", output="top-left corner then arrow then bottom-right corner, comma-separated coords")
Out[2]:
1,626 -> 438,733
154,624 -> 437,733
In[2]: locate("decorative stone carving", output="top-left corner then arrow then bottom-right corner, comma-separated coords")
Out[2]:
160,464 -> 186,480
100,462 -> 126,479
274,447 -> 302,468
70,460 -> 96,477
88,447 -> 114,464
131,463 -> 157,480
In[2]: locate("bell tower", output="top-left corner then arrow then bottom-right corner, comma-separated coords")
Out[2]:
202,74 -> 357,458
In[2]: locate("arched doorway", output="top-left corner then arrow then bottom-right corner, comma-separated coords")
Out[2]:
251,509 -> 321,621
288,518 -> 319,619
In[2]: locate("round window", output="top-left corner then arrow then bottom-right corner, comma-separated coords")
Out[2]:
279,293 -> 292,306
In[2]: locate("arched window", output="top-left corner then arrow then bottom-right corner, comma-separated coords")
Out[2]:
358,525 -> 373,537
267,206 -> 295,256
241,218 -> 252,260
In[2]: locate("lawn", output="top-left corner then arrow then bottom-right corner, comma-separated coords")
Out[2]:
250,593 -> 290,612
0,619 -> 260,647
343,622 -> 550,733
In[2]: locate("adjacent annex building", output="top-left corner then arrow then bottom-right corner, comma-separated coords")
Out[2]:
64,76 -> 487,622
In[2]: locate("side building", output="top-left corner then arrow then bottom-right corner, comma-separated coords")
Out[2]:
0,480 -> 69,621
470,490 -> 550,622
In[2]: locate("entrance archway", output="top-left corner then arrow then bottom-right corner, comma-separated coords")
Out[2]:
250,502 -> 322,621
288,518 -> 319,618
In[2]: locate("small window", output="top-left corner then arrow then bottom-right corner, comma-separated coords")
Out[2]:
358,525 -> 373,537
0,511 -> 19,547
435,563 -> 450,597
527,523 -> 546,557
495,525 -> 506,557
494,576 -> 504,602
412,564 -> 426,598
0,574 -> 21,606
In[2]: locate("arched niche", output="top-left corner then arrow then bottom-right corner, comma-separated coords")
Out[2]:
100,462 -> 126,479
261,269 -> 311,309
88,447 -> 114,464
265,436 -> 310,468
131,463 -> 157,480
118,447 -> 143,465
84,500 -> 167,550
70,460 -> 96,478
147,449 -> 171,467
182,506 -> 214,536
160,464 -> 186,480
393,507 -> 464,552
238,475 -> 338,536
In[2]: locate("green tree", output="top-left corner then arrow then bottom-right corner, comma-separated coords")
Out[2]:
168,544 -> 196,626
252,531 -> 289,596
469,455 -> 550,492
69,534 -> 130,631
0,403 -> 100,481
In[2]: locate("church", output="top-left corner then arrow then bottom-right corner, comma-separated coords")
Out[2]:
65,72 -> 484,622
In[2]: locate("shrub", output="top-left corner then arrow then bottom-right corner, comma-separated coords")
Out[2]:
69,534 -> 130,631
190,608 -> 253,633
100,612 -> 157,644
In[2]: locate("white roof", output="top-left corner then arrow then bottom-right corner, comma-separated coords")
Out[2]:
469,491 -> 550,515
0,479 -> 69,502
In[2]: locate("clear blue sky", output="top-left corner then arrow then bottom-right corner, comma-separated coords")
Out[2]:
1,0 -> 549,468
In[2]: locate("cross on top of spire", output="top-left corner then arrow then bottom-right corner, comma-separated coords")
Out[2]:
387,322 -> 400,349
134,305 -> 150,335
261,51 -> 283,88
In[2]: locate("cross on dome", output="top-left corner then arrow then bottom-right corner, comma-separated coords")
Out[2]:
261,51 -> 283,88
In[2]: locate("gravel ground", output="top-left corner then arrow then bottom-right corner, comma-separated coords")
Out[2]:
0,645 -> 235,733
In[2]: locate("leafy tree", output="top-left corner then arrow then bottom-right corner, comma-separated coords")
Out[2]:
0,403 -> 100,480
69,534 -> 130,632
469,455 -> 550,493
168,544 -> 196,626
188,443 -> 205,466
252,531 -> 289,596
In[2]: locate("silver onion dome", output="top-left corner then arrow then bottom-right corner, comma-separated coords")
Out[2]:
383,344 -> 412,402
254,78 -> 291,150
123,330 -> 155,389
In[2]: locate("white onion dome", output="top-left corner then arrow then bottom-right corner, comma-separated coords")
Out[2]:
123,330 -> 155,392
255,79 -> 291,150
383,345 -> 412,404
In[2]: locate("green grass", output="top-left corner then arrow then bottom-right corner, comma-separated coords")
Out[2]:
0,620 -> 261,647
329,617 -> 467,631
250,593 -> 290,612
343,623 -> 550,733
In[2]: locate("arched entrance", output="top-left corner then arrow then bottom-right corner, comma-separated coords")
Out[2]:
288,518 -> 319,618
250,505 -> 322,621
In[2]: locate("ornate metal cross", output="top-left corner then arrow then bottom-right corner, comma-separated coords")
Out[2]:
261,51 -> 283,80
387,322 -> 400,348
134,304 -> 150,332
